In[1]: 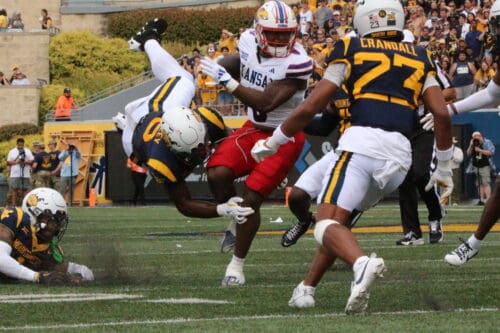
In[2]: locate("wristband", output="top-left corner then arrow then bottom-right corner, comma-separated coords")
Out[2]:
436,146 -> 454,161
225,78 -> 239,93
272,125 -> 295,145
447,103 -> 458,115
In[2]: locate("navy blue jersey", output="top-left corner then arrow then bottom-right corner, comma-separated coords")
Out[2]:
326,37 -> 436,137
305,84 -> 351,137
33,151 -> 52,172
0,207 -> 61,272
132,107 -> 227,185
48,150 -> 61,171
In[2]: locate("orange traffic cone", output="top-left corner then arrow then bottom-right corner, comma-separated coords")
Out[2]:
285,186 -> 292,207
89,188 -> 97,207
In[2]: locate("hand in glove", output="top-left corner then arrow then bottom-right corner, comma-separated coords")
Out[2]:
38,271 -> 80,285
68,262 -> 95,282
420,113 -> 434,131
217,197 -> 254,224
425,159 -> 454,204
251,137 -> 280,163
200,57 -> 239,92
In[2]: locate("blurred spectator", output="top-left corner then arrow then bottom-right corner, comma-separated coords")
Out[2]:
58,142 -> 80,205
474,59 -> 495,91
179,55 -> 193,76
467,131 -> 495,205
206,43 -> 222,61
331,10 -> 342,28
299,2 -> 313,35
55,88 -> 77,121
315,0 -> 333,30
0,71 -> 10,85
465,19 -> 486,61
31,141 -> 41,155
323,17 -> 336,32
450,50 -> 477,100
6,138 -> 34,206
220,46 -> 230,57
418,26 -> 432,47
32,143 -> 53,188
38,9 -> 52,30
8,11 -> 24,30
197,72 -> 217,105
218,29 -> 237,54
189,48 -> 201,64
47,140 -> 62,190
0,9 -> 7,31
10,71 -> 30,86
458,14 -> 470,39
314,28 -> 327,44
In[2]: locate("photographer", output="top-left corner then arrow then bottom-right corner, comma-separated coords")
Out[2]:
58,142 -> 81,205
6,138 -> 34,205
467,131 -> 495,205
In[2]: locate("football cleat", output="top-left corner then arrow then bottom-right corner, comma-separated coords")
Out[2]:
444,238 -> 479,266
220,230 -> 236,253
345,254 -> 386,315
221,270 -> 245,287
128,18 -> 167,51
281,219 -> 313,247
396,231 -> 424,246
429,220 -> 444,244
288,281 -> 316,308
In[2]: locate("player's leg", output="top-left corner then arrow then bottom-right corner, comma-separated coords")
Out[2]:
282,152 -> 336,247
445,175 -> 500,265
397,169 -> 424,245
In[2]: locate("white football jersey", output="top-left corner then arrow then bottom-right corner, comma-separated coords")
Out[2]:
238,29 -> 313,129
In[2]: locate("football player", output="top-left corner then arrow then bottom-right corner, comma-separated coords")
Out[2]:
420,1 -> 500,266
0,187 -> 94,284
251,0 -> 454,314
199,0 -> 313,286
120,19 -> 254,222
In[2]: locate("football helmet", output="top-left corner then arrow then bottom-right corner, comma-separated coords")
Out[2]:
161,106 -> 207,165
22,187 -> 68,241
254,1 -> 298,57
353,0 -> 404,39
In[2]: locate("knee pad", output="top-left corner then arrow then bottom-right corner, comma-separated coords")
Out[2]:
314,219 -> 340,246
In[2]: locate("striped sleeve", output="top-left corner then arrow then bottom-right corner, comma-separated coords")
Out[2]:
286,59 -> 313,80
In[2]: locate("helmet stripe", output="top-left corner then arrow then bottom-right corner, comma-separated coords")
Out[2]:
275,0 -> 287,24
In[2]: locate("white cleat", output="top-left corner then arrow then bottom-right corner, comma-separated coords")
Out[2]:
288,281 -> 315,308
345,254 -> 386,315
221,270 -> 245,287
444,239 -> 479,266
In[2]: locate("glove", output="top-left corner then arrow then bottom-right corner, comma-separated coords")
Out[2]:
216,197 -> 254,224
420,113 -> 434,131
425,159 -> 454,204
68,262 -> 95,282
38,271 -> 77,285
200,57 -> 239,92
251,137 -> 280,163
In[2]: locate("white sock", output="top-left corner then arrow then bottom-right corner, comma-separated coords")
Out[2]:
228,255 -> 244,272
352,255 -> 369,279
468,235 -> 481,250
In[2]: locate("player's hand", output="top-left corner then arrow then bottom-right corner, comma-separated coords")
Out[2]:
251,138 -> 280,163
420,113 -> 434,131
38,271 -> 75,285
425,159 -> 454,204
67,262 -> 95,282
200,57 -> 233,85
217,197 -> 254,224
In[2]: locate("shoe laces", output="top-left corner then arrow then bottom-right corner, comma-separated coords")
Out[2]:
453,238 -> 474,260
285,222 -> 310,240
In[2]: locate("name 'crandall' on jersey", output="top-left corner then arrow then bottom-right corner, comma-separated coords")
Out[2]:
359,38 -> 417,57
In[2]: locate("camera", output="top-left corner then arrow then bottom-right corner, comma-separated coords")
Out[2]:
68,144 -> 76,152
17,148 -> 26,161
473,139 -> 481,147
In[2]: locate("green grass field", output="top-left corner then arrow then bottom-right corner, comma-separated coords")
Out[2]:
0,203 -> 498,332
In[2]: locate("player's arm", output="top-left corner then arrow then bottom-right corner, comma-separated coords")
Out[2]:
0,223 -> 39,282
423,85 -> 453,151
165,181 -> 254,223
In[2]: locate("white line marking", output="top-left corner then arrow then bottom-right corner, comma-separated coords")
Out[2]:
144,298 -> 234,304
0,308 -> 496,330
0,293 -> 142,304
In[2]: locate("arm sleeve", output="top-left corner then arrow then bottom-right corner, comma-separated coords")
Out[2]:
451,80 -> 500,114
0,240 -> 38,282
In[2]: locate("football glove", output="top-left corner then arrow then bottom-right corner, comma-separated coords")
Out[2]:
420,113 -> 434,131
251,137 -> 280,163
67,262 -> 95,282
200,57 -> 239,92
217,197 -> 254,224
37,271 -> 76,285
425,159 -> 454,204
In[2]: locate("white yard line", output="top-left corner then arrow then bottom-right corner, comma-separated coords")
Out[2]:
0,308 -> 497,331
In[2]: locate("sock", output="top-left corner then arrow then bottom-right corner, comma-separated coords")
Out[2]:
468,235 -> 481,250
227,255 -> 244,273
352,255 -> 369,280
